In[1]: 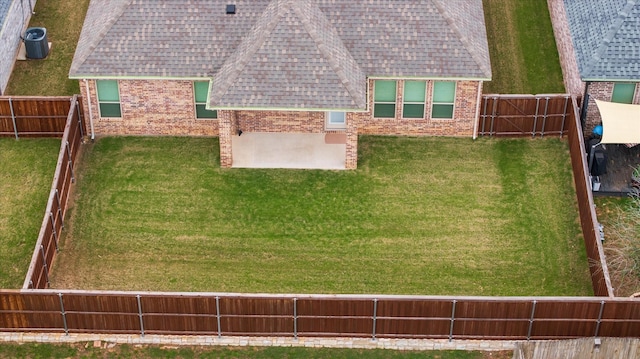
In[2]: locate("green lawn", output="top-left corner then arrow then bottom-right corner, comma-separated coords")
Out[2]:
5,0 -> 90,95
482,0 -> 565,94
0,343 -> 494,359
0,138 -> 60,288
50,136 -> 592,296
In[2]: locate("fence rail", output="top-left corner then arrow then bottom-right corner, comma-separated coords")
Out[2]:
1,94 -> 632,341
1,291 -> 639,339
565,97 -> 614,297
478,94 -> 571,137
22,95 -> 85,289
0,97 -> 75,138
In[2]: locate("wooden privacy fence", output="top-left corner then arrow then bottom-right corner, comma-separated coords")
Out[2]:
1,291 -> 639,339
478,94 -> 571,137
22,95 -> 85,290
564,96 -> 614,297
0,96 -> 76,138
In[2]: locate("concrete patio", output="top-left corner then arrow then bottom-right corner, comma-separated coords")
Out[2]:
231,132 -> 346,170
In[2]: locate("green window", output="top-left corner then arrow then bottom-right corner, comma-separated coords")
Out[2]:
432,81 -> 456,119
402,81 -> 426,118
96,80 -> 121,118
194,81 -> 217,119
611,83 -> 636,104
374,80 -> 396,118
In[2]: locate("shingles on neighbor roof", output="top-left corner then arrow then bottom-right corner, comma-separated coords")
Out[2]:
69,0 -> 491,110
564,0 -> 640,81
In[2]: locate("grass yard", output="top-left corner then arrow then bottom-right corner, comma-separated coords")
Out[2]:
5,0 -> 90,95
0,138 -> 60,288
0,343 -> 503,359
50,136 -> 592,296
482,0 -> 565,94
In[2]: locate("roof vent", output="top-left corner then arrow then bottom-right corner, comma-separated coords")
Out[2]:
226,4 -> 236,14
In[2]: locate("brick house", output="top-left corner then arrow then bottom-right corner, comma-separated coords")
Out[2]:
69,0 -> 491,169
550,0 -> 640,132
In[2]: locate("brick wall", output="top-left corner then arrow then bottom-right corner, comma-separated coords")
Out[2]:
584,82 -> 640,133
80,77 -> 483,168
547,0 -> 584,95
354,79 -> 482,137
80,79 -> 218,136
0,0 -> 37,95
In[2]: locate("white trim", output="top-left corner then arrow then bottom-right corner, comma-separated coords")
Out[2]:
85,80 -> 95,140
473,81 -> 482,139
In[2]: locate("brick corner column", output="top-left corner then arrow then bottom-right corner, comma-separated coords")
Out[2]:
218,110 -> 237,168
345,115 -> 358,170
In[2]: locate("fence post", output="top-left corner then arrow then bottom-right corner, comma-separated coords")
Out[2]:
216,296 -> 221,338
372,298 -> 378,341
595,300 -> 605,337
480,96 -> 489,136
40,244 -> 50,287
58,293 -> 69,335
490,97 -> 497,136
541,97 -> 550,137
560,96 -> 569,138
49,212 -> 59,251
449,300 -> 457,342
293,298 -> 298,339
136,295 -> 145,336
527,300 -> 537,341
65,141 -> 75,183
55,189 -> 64,229
533,97 -> 540,137
9,98 -> 18,139
74,97 -> 85,139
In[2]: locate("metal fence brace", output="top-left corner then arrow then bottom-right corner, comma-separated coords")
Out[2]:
372,298 -> 378,341
65,141 -> 75,183
55,189 -> 64,229
58,293 -> 69,335
449,300 -> 456,342
216,296 -> 221,338
595,301 -> 605,337
40,244 -> 50,287
136,295 -> 145,336
527,300 -> 537,341
293,298 -> 298,339
49,212 -> 59,251
9,98 -> 18,139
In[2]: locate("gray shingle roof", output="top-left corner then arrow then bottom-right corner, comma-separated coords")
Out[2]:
564,0 -> 640,81
70,0 -> 491,110
0,0 -> 12,28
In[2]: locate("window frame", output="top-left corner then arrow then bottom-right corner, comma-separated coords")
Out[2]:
373,80 -> 397,118
611,83 -> 636,104
402,80 -> 427,119
326,111 -> 346,130
431,81 -> 456,119
96,79 -> 122,118
193,81 -> 218,119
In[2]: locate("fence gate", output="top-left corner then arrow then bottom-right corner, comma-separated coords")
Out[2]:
478,94 -> 571,137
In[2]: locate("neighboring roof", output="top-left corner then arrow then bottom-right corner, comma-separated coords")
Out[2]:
564,0 -> 640,81
595,99 -> 640,144
70,0 -> 491,110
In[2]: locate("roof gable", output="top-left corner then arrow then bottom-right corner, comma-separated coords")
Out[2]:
564,0 -> 640,81
209,0 -> 366,110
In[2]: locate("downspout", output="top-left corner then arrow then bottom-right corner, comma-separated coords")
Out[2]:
579,81 -> 591,130
84,80 -> 95,141
472,81 -> 483,139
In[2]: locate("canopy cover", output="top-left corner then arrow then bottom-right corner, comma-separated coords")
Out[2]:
595,99 -> 640,144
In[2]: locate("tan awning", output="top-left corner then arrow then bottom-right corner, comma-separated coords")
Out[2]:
595,99 -> 640,144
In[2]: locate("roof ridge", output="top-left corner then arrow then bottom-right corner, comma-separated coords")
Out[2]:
431,0 -> 492,79
210,0 -> 366,109
290,1 -> 366,108
209,0 -> 287,105
584,0 -> 639,76
69,0 -> 133,76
